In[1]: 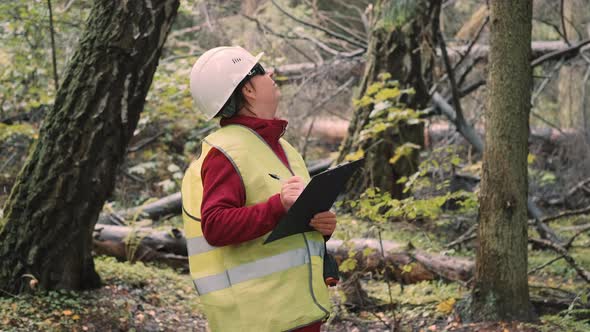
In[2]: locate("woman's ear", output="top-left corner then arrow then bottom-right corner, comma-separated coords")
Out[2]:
241,81 -> 256,100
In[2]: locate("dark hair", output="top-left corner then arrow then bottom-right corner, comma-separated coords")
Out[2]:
215,63 -> 265,118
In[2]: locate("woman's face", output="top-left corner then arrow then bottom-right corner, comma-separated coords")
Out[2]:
244,67 -> 281,118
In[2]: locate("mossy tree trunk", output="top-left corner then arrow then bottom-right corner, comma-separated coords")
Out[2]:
469,0 -> 535,322
0,0 -> 179,293
337,0 -> 440,200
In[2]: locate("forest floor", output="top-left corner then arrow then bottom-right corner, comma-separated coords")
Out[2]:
1,214 -> 588,332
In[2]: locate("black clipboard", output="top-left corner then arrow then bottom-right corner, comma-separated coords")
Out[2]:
264,158 -> 365,244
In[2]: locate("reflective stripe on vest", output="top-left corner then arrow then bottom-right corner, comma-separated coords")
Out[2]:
186,236 -> 216,256
193,240 -> 325,295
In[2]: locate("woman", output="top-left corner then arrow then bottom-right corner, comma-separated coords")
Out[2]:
181,46 -> 337,331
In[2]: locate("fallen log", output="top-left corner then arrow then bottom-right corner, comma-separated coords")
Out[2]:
98,159 -> 333,225
98,192 -> 182,225
327,239 -> 474,284
93,224 -> 475,284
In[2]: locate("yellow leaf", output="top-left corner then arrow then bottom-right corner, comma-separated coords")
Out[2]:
374,87 -> 400,101
435,298 -> 456,314
62,310 -> 73,316
72,315 -> 80,321
345,149 -> 365,161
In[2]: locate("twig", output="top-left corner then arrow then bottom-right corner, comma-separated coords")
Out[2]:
300,76 -> 355,156
453,15 -> 489,71
530,111 -> 564,134
563,178 -> 590,201
541,205 -> 590,223
457,56 -> 486,87
301,76 -> 355,119
529,238 -> 590,283
301,114 -> 318,160
533,17 -> 569,42
459,79 -> 486,97
339,2 -> 370,35
528,255 -> 565,275
532,57 -> 564,103
242,14 -> 317,64
0,152 -> 16,173
531,38 -> 590,68
564,224 -> 590,250
123,171 -> 145,183
0,287 -> 18,298
446,223 -> 478,248
270,0 -> 367,50
437,30 -> 466,131
127,131 -> 165,153
293,30 -> 365,58
558,222 -> 590,232
47,0 -> 59,91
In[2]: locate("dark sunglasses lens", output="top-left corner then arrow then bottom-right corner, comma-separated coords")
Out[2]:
256,63 -> 265,75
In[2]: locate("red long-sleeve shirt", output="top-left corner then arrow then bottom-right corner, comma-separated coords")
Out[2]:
199,115 -> 322,332
200,115 -> 290,246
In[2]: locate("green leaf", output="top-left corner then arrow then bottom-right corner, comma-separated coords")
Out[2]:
339,258 -> 357,272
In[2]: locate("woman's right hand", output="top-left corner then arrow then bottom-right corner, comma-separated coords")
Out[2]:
280,176 -> 305,211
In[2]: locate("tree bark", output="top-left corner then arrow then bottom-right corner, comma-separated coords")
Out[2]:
469,0 -> 535,322
0,0 -> 179,293
337,0 -> 441,200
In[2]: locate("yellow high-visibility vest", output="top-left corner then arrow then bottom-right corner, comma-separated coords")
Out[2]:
181,124 -> 331,331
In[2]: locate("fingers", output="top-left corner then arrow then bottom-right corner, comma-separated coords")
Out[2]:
286,176 -> 304,184
309,221 -> 336,236
310,211 -> 337,236
280,176 -> 306,210
312,211 -> 336,219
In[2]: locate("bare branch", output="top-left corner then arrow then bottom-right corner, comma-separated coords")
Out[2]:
316,10 -> 368,45
270,0 -> 367,50
293,30 -> 364,58
438,29 -> 466,129
242,14 -> 318,64
531,39 -> 590,68
431,92 -> 484,153
529,238 -> 590,283
454,15 -> 489,71
459,79 -> 486,98
541,205 -> 590,223
528,255 -> 565,275
564,224 -> 590,250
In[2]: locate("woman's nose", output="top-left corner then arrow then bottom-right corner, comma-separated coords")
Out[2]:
267,69 -> 274,78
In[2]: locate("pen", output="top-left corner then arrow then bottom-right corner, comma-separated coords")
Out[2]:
268,173 -> 281,181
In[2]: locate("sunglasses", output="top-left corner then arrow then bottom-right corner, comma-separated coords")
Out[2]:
246,63 -> 266,78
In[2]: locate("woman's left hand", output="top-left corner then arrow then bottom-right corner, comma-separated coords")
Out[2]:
309,211 -> 337,236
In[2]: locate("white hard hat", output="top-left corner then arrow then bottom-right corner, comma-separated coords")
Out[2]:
189,46 -> 264,120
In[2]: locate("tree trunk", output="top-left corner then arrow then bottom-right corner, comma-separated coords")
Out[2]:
557,0 -> 590,134
469,0 -> 535,321
337,0 -> 440,200
0,0 -> 179,293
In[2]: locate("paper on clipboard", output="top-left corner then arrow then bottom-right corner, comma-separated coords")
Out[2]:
263,158 -> 365,244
